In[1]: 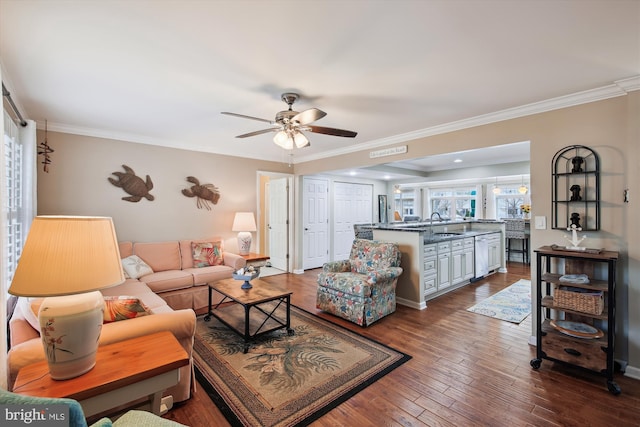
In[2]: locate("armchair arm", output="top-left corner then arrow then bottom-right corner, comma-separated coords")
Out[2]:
322,260 -> 351,273
365,267 -> 403,284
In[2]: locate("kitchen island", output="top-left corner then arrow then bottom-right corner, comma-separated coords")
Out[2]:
370,220 -> 506,309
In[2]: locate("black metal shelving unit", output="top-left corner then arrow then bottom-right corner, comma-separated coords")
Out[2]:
551,145 -> 600,231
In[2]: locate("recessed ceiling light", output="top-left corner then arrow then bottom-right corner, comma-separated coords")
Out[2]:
383,175 -> 391,180
349,171 -> 357,176
454,158 -> 462,163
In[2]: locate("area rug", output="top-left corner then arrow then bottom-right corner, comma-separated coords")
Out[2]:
467,279 -> 532,323
193,306 -> 410,427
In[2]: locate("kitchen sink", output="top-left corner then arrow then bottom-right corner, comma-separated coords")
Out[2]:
433,232 -> 462,237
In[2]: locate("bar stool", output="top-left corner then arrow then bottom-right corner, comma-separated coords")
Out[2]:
505,218 -> 529,264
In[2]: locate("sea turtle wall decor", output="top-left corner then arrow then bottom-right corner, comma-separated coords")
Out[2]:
108,164 -> 155,202
182,176 -> 220,210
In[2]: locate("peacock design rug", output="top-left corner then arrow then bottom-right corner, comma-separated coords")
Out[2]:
193,306 -> 410,427
467,279 -> 532,323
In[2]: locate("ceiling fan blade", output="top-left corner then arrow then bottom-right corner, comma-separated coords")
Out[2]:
236,128 -> 278,138
292,108 -> 326,125
307,125 -> 357,138
221,112 -> 274,124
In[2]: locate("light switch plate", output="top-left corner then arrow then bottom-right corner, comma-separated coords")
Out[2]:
534,216 -> 546,229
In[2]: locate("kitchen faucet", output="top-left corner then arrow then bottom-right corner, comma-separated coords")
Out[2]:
429,212 -> 442,236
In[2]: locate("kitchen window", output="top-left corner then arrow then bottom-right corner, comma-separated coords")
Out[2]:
495,184 -> 527,218
429,187 -> 477,220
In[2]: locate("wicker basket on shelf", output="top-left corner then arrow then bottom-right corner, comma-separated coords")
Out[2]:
553,287 -> 604,315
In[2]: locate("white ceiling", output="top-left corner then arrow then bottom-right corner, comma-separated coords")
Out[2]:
1,0 -> 639,172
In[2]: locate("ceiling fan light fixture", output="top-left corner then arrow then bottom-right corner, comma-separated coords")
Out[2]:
273,130 -> 293,149
293,132 -> 309,148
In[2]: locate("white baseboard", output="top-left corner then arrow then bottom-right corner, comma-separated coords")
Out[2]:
528,335 -> 536,346
293,268 -> 305,274
396,297 -> 426,310
624,364 -> 640,380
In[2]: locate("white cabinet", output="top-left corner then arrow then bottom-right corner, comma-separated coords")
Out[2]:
462,238 -> 475,281
437,241 -> 452,290
487,233 -> 502,272
451,238 -> 475,285
423,243 -> 437,297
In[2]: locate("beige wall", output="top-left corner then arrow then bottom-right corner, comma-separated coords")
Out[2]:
36,132 -> 290,253
296,93 -> 640,374
38,93 -> 640,374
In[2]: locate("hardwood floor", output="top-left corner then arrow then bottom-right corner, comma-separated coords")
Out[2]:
163,263 -> 640,426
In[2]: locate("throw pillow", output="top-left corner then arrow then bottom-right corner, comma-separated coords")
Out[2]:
192,241 -> 224,267
103,296 -> 151,323
121,255 -> 154,279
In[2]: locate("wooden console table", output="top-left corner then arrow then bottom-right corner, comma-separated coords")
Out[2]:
13,331 -> 189,417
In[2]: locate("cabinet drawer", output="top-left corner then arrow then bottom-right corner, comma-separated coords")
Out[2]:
423,258 -> 436,272
424,276 -> 437,295
451,239 -> 464,251
463,238 -> 474,247
541,324 -> 607,371
423,244 -> 437,258
438,241 -> 451,252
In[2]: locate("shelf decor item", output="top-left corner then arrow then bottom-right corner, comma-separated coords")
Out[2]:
553,286 -> 604,315
8,216 -> 125,380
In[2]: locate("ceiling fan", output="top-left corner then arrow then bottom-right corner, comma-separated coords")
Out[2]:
221,93 -> 357,149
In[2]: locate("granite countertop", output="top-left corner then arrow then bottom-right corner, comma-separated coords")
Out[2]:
367,220 -> 504,243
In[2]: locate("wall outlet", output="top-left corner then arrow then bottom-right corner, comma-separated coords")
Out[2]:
534,216 -> 546,229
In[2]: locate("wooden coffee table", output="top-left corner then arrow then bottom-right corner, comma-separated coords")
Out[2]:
205,278 -> 293,352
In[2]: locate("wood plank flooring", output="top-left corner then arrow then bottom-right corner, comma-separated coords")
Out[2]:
162,262 -> 640,426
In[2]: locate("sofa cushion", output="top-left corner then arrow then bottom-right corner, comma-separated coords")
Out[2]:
103,296 -> 151,323
134,241 -> 182,272
140,270 -> 194,293
119,241 -> 133,258
101,279 -> 169,312
122,255 -> 154,279
191,241 -> 224,267
183,265 -> 235,286
180,237 -> 224,269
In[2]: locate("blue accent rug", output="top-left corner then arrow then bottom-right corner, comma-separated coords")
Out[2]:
467,279 -> 532,323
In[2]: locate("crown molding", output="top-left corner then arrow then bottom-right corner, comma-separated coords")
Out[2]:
35,75 -> 640,164
295,75 -> 640,164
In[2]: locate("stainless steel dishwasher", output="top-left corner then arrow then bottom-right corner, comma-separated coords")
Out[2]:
474,235 -> 489,279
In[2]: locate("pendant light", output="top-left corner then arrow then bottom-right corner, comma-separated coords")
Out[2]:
518,175 -> 529,194
492,177 -> 501,195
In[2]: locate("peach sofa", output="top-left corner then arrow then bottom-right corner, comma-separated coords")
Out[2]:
7,238 -> 245,405
119,239 -> 246,313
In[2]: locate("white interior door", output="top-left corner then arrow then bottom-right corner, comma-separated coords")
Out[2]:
302,177 -> 329,270
333,182 -> 373,260
268,178 -> 288,270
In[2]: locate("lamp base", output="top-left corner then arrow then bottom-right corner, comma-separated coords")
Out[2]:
38,291 -> 105,380
237,231 -> 252,256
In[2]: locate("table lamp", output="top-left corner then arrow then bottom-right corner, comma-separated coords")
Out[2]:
9,216 -> 125,380
232,212 -> 256,255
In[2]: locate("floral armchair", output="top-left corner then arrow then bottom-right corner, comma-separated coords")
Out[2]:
316,239 -> 403,326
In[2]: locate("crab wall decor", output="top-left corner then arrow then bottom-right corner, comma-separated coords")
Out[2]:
108,164 -> 155,202
182,176 -> 220,210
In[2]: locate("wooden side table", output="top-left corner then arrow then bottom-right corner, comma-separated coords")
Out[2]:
13,331 -> 189,417
241,252 -> 270,268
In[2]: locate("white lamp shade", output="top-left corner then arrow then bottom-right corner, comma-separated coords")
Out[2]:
232,212 -> 257,232
9,216 -> 125,297
293,132 -> 309,148
273,131 -> 293,149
